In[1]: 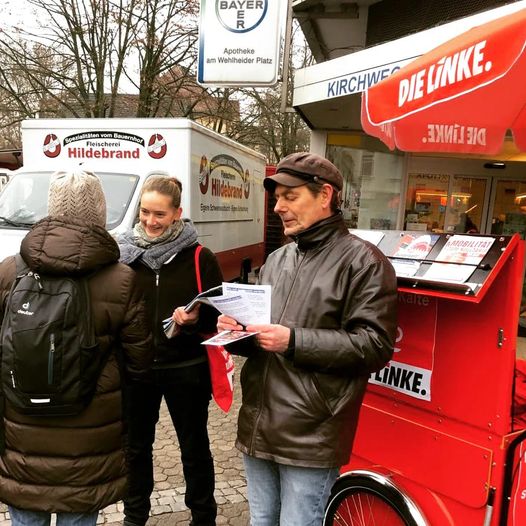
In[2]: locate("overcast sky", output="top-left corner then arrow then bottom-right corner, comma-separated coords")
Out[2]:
1,0 -> 39,32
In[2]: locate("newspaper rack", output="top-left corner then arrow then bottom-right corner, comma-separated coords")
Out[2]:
360,230 -> 518,300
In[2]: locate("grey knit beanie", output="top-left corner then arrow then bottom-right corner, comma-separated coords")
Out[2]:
47,170 -> 107,227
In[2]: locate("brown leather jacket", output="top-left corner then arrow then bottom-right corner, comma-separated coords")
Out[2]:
235,214 -> 397,468
0,216 -> 152,512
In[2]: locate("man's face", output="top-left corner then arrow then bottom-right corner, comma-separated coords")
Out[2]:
273,183 -> 332,237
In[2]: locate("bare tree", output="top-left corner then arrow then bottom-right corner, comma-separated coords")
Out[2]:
130,0 -> 200,117
0,0 -> 200,123
0,35 -> 64,147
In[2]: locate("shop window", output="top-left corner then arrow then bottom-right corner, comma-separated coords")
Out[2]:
405,174 -> 449,231
327,145 -> 403,230
405,174 -> 486,233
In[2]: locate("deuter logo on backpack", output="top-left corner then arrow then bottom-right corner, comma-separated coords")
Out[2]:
0,255 -> 107,416
17,302 -> 34,316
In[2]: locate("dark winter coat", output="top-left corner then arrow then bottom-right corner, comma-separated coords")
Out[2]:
0,216 -> 152,512
235,214 -> 398,468
118,232 -> 223,367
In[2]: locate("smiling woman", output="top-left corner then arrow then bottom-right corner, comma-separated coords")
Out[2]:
116,173 -> 224,526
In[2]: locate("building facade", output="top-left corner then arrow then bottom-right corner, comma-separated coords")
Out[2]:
292,0 -> 526,239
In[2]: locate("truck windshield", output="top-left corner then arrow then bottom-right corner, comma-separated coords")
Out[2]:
0,171 -> 139,230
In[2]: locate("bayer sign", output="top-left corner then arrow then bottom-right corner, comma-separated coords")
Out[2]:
215,0 -> 268,33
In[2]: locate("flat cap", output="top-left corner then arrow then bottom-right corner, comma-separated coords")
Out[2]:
264,152 -> 343,192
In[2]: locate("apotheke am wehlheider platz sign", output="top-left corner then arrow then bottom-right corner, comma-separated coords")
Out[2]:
198,0 -> 285,87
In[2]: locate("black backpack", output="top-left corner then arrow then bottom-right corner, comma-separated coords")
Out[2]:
0,255 -> 106,416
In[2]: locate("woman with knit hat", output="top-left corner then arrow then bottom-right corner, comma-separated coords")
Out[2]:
117,174 -> 222,526
0,170 -> 152,526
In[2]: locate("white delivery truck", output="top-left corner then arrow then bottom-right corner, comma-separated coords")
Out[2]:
0,118 -> 267,280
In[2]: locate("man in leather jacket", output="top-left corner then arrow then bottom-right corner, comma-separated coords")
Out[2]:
217,152 -> 398,526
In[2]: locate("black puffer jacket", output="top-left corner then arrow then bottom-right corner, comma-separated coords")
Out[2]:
0,216 -> 152,512
235,214 -> 398,468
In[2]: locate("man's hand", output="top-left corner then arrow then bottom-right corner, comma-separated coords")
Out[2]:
217,314 -> 244,332
217,317 -> 291,354
246,324 -> 291,353
173,304 -> 200,326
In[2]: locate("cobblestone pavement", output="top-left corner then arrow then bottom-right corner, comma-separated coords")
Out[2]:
0,356 -> 249,526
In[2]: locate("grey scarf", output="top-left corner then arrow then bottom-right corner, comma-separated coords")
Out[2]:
133,220 -> 184,248
118,218 -> 199,271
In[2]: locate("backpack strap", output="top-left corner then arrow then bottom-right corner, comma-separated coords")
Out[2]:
78,277 -> 97,348
0,254 -> 30,451
194,244 -> 203,294
3,255 -> 31,311
14,254 -> 30,278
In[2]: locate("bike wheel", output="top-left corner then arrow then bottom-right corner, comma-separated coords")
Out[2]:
324,473 -> 426,526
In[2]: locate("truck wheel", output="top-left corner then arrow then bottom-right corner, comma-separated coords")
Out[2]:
324,472 -> 427,526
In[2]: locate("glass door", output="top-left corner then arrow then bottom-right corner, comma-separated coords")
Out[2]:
443,175 -> 489,234
486,179 -> 526,238
486,178 -> 526,330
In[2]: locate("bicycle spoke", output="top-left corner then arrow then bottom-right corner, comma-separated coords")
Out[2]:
331,490 -> 408,526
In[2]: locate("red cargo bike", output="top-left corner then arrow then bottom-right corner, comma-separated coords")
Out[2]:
324,231 -> 526,526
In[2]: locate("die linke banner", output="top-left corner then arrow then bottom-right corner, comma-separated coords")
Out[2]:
360,7 -> 526,154
197,0 -> 283,86
369,293 -> 437,401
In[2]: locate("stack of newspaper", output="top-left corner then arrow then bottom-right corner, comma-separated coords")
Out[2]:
163,282 -> 272,345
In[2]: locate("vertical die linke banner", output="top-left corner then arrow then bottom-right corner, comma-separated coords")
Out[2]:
198,0 -> 284,86
369,294 -> 438,401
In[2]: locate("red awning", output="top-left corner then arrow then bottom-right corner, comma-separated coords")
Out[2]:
361,8 -> 526,154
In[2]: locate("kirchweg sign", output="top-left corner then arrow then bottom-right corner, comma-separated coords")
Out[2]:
198,0 -> 284,86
